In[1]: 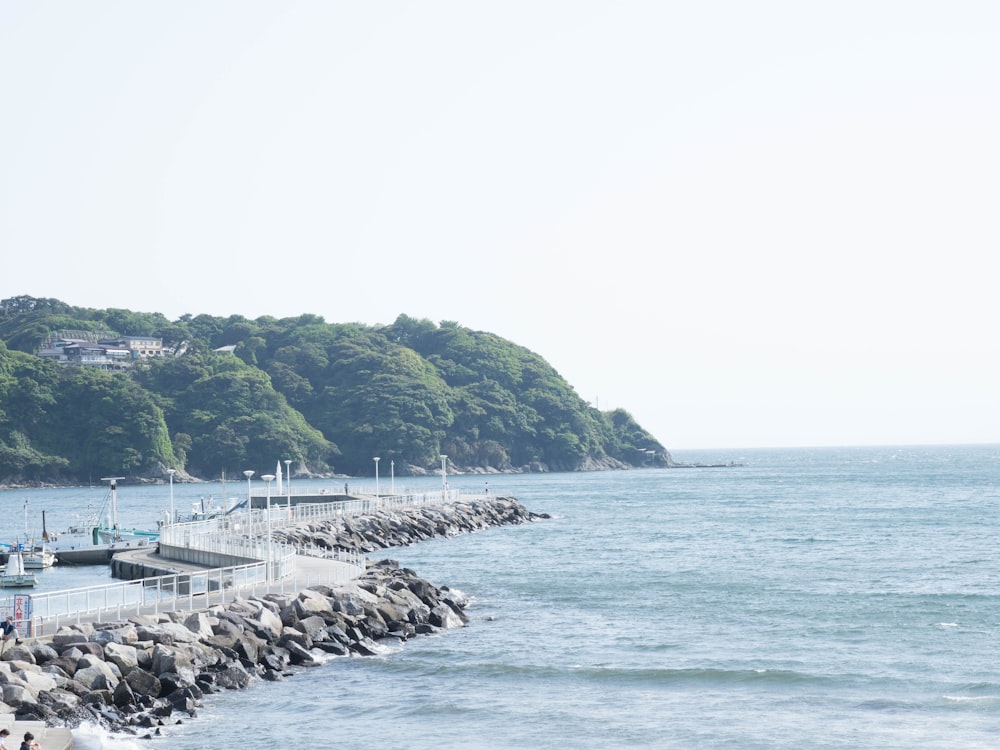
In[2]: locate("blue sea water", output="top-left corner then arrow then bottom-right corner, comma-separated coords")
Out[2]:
4,444 -> 1000,749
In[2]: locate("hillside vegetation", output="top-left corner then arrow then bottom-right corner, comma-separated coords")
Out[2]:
0,296 -> 670,484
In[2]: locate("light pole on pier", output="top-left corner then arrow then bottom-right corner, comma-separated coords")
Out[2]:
243,470 -> 254,531
101,476 -> 126,542
390,460 -> 395,496
440,454 -> 447,496
373,456 -> 380,498
261,473 -> 275,582
284,459 -> 292,517
167,468 -> 176,525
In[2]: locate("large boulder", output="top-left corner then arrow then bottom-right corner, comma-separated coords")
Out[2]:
182,612 -> 216,640
124,667 -> 162,698
1,681 -> 34,707
73,663 -> 119,691
104,642 -> 139,675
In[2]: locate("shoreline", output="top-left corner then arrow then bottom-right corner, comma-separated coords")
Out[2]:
0,458 -> 728,492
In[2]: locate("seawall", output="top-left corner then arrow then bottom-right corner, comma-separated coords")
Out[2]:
274,495 -> 547,552
0,496 -> 546,740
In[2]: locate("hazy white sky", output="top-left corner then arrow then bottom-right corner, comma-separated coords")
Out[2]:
2,2 -> 998,451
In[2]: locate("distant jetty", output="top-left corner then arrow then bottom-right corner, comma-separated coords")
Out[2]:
671,460 -> 744,468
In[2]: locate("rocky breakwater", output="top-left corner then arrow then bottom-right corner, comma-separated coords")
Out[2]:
0,560 -> 468,736
275,495 -> 547,552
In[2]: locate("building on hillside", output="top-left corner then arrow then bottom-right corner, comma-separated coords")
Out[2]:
37,332 -> 163,370
98,335 -> 163,360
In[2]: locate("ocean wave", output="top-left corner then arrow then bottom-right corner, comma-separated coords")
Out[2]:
575,665 -> 832,687
429,662 -> 835,688
852,698 -> 921,712
943,695 -> 1000,703
71,723 -> 146,750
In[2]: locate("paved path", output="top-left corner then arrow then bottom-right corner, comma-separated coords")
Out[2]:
32,548 -> 357,638
112,546 -> 360,590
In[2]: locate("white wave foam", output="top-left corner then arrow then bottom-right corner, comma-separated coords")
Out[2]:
308,647 -> 348,664
943,695 -> 1000,703
71,723 -> 146,750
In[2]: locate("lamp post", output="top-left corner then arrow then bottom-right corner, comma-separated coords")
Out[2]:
390,460 -> 395,496
284,459 -> 292,517
373,456 -> 380,498
440,454 -> 447,496
243,470 -> 254,531
101,476 -> 125,542
167,468 -> 176,524
261,473 -> 275,582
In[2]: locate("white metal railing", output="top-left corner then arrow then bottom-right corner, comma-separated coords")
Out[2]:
160,488 -> 468,544
248,483 -> 460,500
26,560 -> 267,635
23,552 -> 364,637
13,489 -> 465,635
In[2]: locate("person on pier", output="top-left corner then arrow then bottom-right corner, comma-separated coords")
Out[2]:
1,616 -> 21,649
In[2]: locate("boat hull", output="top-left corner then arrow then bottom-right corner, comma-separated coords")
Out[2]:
22,550 -> 56,569
96,529 -> 160,545
0,574 -> 38,588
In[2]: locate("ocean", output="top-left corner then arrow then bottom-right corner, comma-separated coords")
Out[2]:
5,444 -> 1000,749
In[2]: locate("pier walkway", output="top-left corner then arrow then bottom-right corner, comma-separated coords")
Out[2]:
19,489 -> 469,636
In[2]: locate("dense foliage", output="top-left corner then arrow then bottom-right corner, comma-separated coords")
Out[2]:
0,296 -> 669,484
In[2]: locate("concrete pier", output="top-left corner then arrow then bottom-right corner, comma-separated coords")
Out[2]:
0,716 -> 72,750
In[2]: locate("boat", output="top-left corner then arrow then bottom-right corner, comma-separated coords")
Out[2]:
22,544 -> 56,569
12,504 -> 57,569
58,508 -> 100,542
0,549 -> 38,588
94,477 -> 160,545
45,486 -> 156,566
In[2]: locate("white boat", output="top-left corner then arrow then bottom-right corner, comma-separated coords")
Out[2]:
95,477 -> 160,545
0,549 -> 38,588
22,544 -> 56,569
60,510 -> 100,540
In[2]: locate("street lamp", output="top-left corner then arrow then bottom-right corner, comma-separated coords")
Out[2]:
390,459 -> 395,496
243,470 -> 255,504
440,454 -> 448,496
243,470 -> 254,531
261,473 -> 275,582
373,456 -> 380,497
167,468 -> 176,524
284,459 -> 292,517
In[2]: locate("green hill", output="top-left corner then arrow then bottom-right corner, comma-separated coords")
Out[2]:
0,296 -> 670,484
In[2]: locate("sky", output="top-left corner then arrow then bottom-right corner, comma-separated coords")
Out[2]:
1,2 -> 998,452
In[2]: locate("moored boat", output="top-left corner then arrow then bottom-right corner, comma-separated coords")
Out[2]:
22,544 -> 56,569
93,476 -> 160,545
0,549 -> 38,588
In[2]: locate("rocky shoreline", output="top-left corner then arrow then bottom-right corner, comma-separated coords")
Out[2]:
0,497 -> 547,736
274,495 -> 548,552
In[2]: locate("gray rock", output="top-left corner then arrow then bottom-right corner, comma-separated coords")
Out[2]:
124,667 -> 161,698
213,662 -> 254,689
104,642 -> 139,675
1,682 -> 33,707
